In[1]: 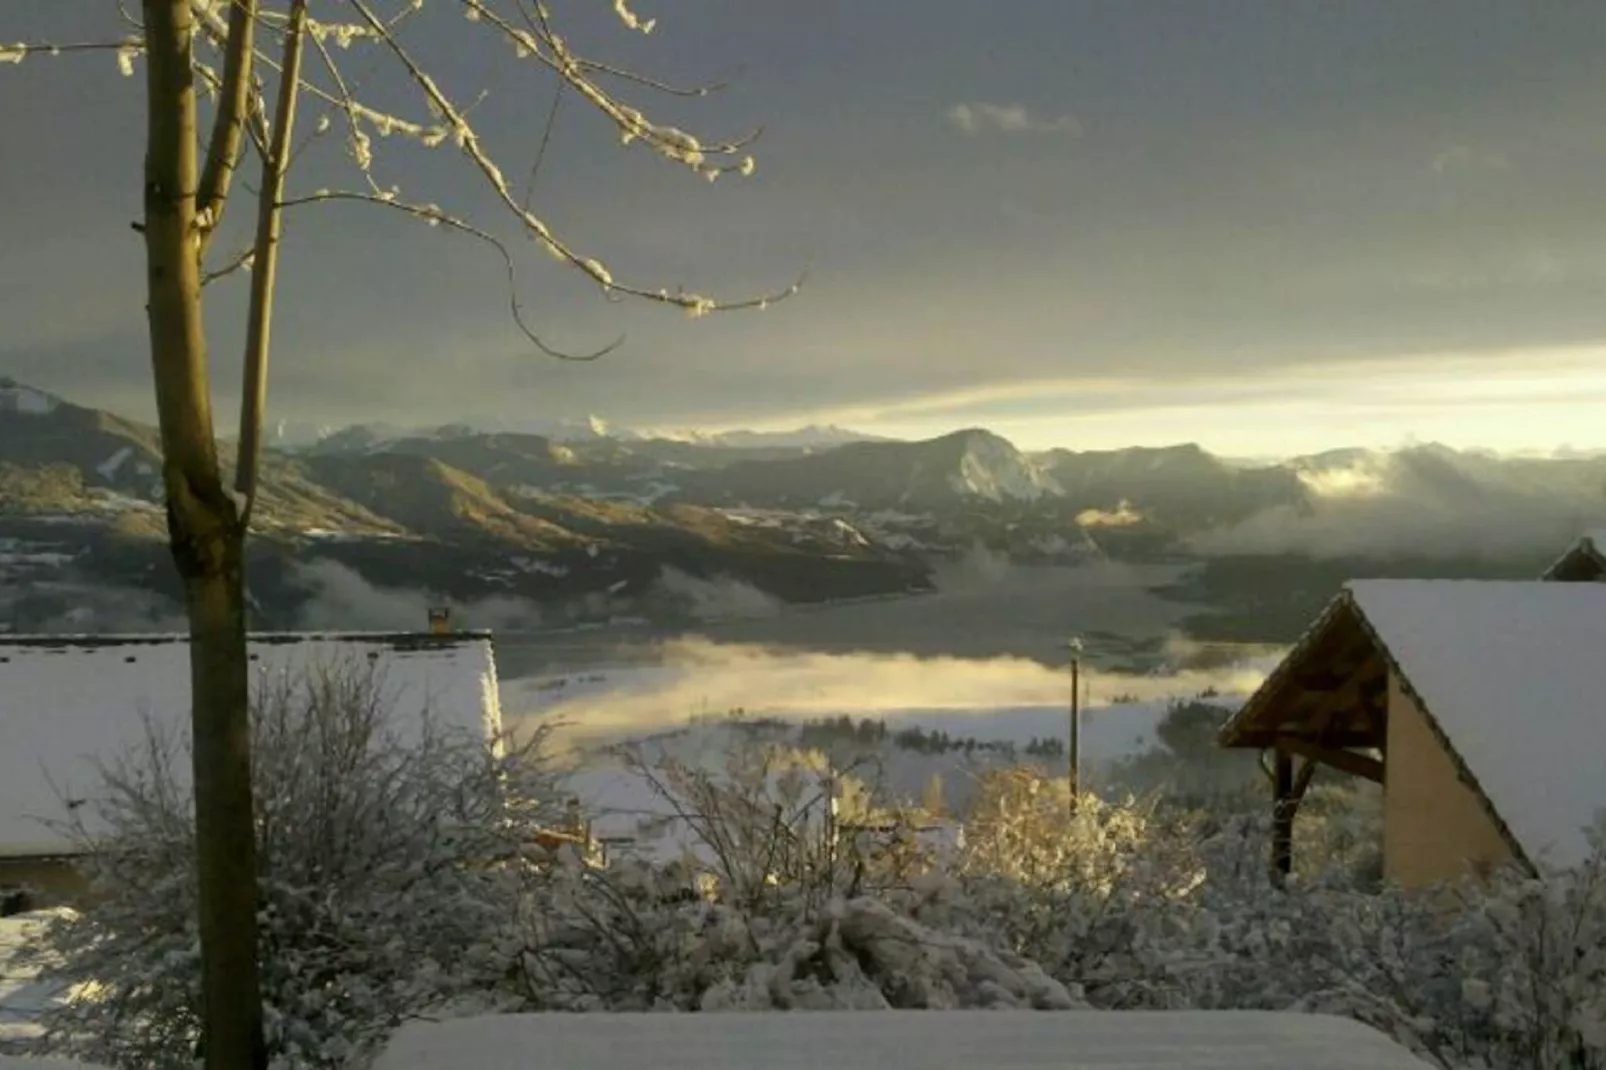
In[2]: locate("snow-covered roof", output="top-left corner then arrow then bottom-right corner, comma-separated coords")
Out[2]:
375,1010 -> 1432,1070
0,633 -> 501,860
1540,529 -> 1606,581
1343,580 -> 1606,871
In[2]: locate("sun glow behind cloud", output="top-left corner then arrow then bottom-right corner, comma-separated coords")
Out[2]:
705,343 -> 1606,456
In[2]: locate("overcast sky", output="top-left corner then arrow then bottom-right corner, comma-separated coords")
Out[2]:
7,2 -> 1606,454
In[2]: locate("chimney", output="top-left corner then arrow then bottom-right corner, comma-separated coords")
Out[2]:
427,607 -> 451,635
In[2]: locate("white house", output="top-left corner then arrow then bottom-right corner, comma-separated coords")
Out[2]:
0,631 -> 502,906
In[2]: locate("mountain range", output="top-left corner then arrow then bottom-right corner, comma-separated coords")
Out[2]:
3,376 -> 1604,635
265,414 -> 891,452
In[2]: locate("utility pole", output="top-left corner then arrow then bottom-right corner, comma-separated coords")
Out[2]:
1068,637 -> 1083,806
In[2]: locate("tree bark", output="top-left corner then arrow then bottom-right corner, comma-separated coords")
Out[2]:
141,3 -> 266,1067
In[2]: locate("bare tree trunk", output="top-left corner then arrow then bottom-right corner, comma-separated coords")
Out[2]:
142,2 -> 265,1067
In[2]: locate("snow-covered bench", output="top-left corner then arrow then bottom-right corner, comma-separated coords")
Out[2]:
375,1010 -> 1432,1069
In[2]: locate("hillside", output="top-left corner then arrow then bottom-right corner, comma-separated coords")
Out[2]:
0,383 -> 932,632
0,378 -> 164,500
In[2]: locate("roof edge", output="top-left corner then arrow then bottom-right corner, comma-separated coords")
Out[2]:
1216,589 -> 1356,749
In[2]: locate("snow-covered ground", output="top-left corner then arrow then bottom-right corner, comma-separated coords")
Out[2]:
374,1010 -> 1433,1070
0,912 -> 67,1051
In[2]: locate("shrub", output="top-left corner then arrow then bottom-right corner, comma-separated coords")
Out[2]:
24,660 -> 560,1070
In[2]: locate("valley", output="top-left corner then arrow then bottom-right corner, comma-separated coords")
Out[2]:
3,377 -> 1603,645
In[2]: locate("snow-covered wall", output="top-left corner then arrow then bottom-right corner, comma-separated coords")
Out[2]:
1383,670 -> 1514,888
0,633 -> 501,859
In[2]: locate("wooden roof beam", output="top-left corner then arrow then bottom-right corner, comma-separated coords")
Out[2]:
1274,734 -> 1384,783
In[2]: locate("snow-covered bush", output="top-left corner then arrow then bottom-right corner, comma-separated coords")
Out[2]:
509,858 -> 1083,1013
956,769 -> 1606,1070
1441,837 -> 1606,1070
22,661 -> 561,1070
18,700 -> 1606,1070
614,740 -> 928,917
504,742 -> 1073,1014
910,767 -> 1210,1008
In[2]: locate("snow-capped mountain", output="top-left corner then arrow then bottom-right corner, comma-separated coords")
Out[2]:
651,424 -> 894,450
947,429 -> 1061,501
474,414 -> 629,443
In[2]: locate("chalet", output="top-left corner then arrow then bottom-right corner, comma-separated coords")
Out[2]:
1218,579 -> 1606,889
0,630 -> 503,909
1542,529 -> 1606,582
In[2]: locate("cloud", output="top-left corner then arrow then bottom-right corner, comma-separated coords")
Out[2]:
945,101 -> 1080,136
727,344 -> 1606,454
652,568 -> 782,622
1185,446 -> 1606,562
289,559 -> 546,632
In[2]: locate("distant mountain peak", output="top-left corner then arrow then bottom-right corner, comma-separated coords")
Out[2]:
653,424 -> 893,450
937,428 -> 1060,502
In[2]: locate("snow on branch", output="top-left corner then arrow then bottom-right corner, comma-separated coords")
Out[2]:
3,0 -> 801,348
0,37 -> 143,75
337,0 -> 800,321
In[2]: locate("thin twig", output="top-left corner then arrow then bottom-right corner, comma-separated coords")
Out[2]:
202,246 -> 256,286
277,189 -> 622,362
522,78 -> 566,216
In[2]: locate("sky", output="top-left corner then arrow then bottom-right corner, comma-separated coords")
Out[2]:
6,2 -> 1606,455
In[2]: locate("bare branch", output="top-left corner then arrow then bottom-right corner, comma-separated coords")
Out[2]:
575,58 -> 735,99
195,0 -> 259,250
114,0 -> 144,31
521,79 -> 566,215
277,189 -> 623,362
347,0 -> 800,319
235,0 -> 308,519
304,20 -> 388,195
0,38 -> 141,65
202,245 -> 256,286
481,0 -> 763,173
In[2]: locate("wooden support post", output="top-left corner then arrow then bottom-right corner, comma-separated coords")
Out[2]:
1271,748 -> 1294,885
1068,650 -> 1081,803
